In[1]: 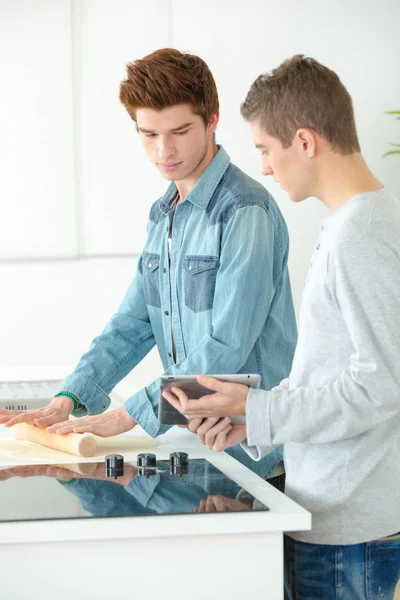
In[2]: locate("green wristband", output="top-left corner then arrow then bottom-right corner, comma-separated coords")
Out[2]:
54,391 -> 80,412
57,478 -> 77,485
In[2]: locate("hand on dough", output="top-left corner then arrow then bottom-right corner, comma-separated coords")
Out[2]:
47,406 -> 136,438
1,396 -> 74,429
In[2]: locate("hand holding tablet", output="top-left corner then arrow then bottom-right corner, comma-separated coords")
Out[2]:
159,373 -> 260,425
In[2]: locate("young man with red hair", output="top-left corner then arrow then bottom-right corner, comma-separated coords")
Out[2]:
2,49 -> 297,485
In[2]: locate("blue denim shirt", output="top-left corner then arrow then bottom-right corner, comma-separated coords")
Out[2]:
61,147 -> 297,478
59,462 -> 244,517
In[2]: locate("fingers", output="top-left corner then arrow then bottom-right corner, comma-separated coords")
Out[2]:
162,390 -> 185,415
196,375 -> 228,393
196,499 -> 206,512
188,417 -> 216,435
201,421 -> 246,452
203,417 -> 231,448
196,418 -> 231,451
4,405 -> 61,428
164,387 -> 215,419
4,410 -> 41,428
208,424 -> 247,452
205,495 -> 217,512
167,387 -> 190,411
0,410 -> 22,425
196,495 -> 229,513
188,417 -> 220,445
175,393 -> 223,418
225,424 -> 247,448
212,495 -> 228,511
167,387 -> 216,418
164,383 -> 231,419
33,413 -> 60,427
46,466 -> 79,482
66,424 -> 97,435
47,419 -> 76,434
48,409 -> 133,438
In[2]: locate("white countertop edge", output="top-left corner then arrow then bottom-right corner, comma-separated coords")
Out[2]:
0,509 -> 311,545
0,417 -> 312,544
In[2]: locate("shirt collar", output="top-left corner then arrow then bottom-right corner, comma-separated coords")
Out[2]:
158,146 -> 231,214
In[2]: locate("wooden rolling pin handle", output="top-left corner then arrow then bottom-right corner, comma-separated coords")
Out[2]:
11,423 -> 97,458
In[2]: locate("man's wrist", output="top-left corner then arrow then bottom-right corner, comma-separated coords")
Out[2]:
54,391 -> 81,412
240,387 -> 249,415
52,395 -> 75,413
118,405 -> 137,428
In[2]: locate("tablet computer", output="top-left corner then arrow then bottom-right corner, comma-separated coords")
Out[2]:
158,373 -> 261,426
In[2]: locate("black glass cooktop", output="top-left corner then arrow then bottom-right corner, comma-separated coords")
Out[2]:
0,454 -> 268,523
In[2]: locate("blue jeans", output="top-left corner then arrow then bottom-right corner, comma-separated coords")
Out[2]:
284,533 -> 400,599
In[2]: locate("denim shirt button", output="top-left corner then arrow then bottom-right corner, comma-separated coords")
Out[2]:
148,262 -> 152,268
188,265 -> 192,271
164,311 -> 169,316
168,352 -> 172,358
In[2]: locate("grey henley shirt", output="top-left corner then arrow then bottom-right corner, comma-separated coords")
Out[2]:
243,188 -> 400,545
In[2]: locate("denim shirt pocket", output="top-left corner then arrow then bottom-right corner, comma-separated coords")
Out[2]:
142,251 -> 161,308
183,255 -> 218,313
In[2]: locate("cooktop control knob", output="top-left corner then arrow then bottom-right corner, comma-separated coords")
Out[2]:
104,454 -> 124,479
137,453 -> 157,469
137,453 -> 157,478
170,452 -> 189,476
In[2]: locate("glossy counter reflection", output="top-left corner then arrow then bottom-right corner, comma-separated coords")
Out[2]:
0,458 -> 268,522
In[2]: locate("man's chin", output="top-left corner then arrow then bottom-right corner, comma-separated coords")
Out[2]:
289,193 -> 310,203
159,171 -> 177,181
157,167 -> 185,181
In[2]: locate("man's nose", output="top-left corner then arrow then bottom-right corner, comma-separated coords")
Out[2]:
158,136 -> 175,159
262,163 -> 274,177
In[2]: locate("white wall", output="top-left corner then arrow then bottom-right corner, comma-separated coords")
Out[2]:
0,257 -> 161,396
71,0 -> 169,255
1,0 -> 399,395
0,0 -> 77,259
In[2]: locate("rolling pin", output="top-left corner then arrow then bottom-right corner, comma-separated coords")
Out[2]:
11,423 -> 98,457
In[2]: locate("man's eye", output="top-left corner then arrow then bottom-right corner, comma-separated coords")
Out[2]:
145,133 -> 157,138
175,130 -> 188,136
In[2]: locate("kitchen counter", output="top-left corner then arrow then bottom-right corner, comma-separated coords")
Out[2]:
0,424 -> 310,600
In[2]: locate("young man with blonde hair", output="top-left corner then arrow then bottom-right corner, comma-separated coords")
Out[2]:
1,49 -> 297,485
164,55 -> 400,599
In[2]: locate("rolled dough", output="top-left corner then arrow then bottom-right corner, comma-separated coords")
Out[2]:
0,434 -> 157,466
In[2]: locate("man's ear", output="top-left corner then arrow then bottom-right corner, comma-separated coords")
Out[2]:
295,128 -> 316,158
207,111 -> 220,135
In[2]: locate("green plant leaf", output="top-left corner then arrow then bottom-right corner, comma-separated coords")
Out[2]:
384,110 -> 400,158
383,150 -> 400,158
